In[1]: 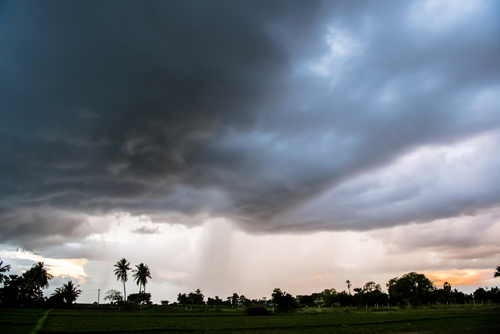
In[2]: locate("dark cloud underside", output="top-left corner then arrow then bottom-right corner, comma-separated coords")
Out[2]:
1,0 -> 500,249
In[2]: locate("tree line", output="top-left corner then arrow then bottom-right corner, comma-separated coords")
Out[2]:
1,258 -> 499,310
170,271 -> 500,313
0,259 -> 80,308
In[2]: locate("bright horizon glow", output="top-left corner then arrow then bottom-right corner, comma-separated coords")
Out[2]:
6,250 -> 86,282
2,213 -> 497,303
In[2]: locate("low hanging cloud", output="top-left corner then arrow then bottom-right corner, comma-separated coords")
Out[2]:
132,225 -> 161,235
1,0 -> 500,250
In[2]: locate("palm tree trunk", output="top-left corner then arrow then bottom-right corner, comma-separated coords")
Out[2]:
123,282 -> 126,302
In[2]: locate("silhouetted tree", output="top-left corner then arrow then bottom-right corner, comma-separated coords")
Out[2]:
177,293 -> 188,305
114,258 -> 131,302
363,281 -> 381,293
46,290 -> 65,306
239,294 -> 251,306
297,294 -> 315,305
188,289 -> 204,305
474,287 -> 487,302
132,263 -> 152,293
128,292 -> 152,305
24,262 -> 53,308
387,272 -> 434,305
52,280 -> 82,305
345,280 -> 352,295
271,288 -> 298,312
230,292 -> 239,307
443,282 -> 451,293
0,258 -> 11,285
0,275 -> 30,307
207,296 -> 223,305
337,290 -> 353,306
104,289 -> 123,305
321,288 -> 337,307
495,266 -> 500,278
489,287 -> 500,303
177,289 -> 204,305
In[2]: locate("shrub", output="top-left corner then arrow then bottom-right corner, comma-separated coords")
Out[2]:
245,306 -> 270,316
128,292 -> 152,305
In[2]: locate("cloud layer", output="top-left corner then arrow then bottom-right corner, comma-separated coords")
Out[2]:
1,0 -> 500,253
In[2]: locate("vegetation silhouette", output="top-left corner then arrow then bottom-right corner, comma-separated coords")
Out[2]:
271,288 -> 298,312
113,258 -> 131,302
0,258 -> 11,285
345,279 -> 351,295
1,258 -> 500,310
132,263 -> 152,293
103,289 -> 123,305
0,258 -> 11,283
24,262 -> 53,308
177,289 -> 205,306
128,292 -> 152,306
51,280 -> 82,306
387,272 -> 434,305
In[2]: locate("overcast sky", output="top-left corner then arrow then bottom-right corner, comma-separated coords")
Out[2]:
1,0 -> 500,303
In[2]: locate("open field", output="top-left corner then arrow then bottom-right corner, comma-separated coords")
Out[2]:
1,305 -> 499,334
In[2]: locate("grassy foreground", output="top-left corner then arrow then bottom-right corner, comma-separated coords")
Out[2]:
1,304 -> 499,333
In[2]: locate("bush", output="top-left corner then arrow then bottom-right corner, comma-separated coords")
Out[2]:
128,292 -> 152,305
245,306 -> 270,316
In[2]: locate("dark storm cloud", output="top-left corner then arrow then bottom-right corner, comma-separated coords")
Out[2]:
1,0 -> 500,248
0,207 -> 105,249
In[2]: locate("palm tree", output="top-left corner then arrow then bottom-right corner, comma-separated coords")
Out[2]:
0,258 -> 11,285
24,262 -> 53,307
132,263 -> 152,293
52,280 -> 82,305
495,266 -> 500,278
346,280 -> 352,295
25,262 -> 53,289
114,258 -> 131,301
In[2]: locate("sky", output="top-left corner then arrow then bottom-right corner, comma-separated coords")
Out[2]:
1,0 -> 500,304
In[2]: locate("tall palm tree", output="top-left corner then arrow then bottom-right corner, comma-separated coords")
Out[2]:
495,266 -> 500,278
0,258 -> 11,285
132,263 -> 152,293
346,280 -> 352,295
52,280 -> 82,305
24,262 -> 53,307
114,258 -> 131,301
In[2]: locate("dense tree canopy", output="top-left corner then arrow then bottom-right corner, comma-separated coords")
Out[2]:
271,288 -> 298,312
387,272 -> 434,304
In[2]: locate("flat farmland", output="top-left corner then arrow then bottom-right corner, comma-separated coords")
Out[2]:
1,305 -> 499,333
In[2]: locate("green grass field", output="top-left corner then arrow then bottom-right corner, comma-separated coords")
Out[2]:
1,304 -> 499,333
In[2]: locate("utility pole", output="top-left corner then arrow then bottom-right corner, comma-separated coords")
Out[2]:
98,289 -> 100,306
